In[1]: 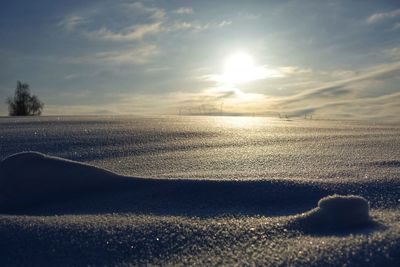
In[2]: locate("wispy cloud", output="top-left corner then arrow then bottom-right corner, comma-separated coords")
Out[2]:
392,22 -> 400,30
94,45 -> 158,64
278,62 -> 400,102
169,20 -> 232,32
384,46 -> 400,60
58,1 -> 166,41
205,66 -> 282,84
267,62 -> 400,120
60,2 -> 228,43
86,22 -> 162,41
367,8 -> 400,23
58,15 -> 87,31
67,44 -> 158,65
173,7 -> 194,15
277,66 -> 313,76
121,1 -> 166,20
204,65 -> 311,84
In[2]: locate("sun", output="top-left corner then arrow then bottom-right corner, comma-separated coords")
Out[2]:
219,52 -> 267,84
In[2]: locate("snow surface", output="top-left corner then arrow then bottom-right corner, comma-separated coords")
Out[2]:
0,116 -> 399,266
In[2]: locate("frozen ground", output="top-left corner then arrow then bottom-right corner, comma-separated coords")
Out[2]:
0,116 -> 399,266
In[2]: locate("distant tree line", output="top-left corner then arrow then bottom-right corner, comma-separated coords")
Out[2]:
6,81 -> 44,116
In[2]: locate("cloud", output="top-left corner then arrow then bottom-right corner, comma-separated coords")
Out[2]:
59,2 -> 165,41
170,21 -> 193,30
278,66 -> 313,75
367,8 -> 400,23
86,23 -> 161,41
173,7 -> 194,15
121,1 -> 166,20
67,44 -> 158,65
64,73 -> 82,80
59,1 -> 230,44
217,20 -> 232,27
168,21 -> 232,33
204,65 -> 311,85
392,22 -> 400,30
285,91 -> 400,121
384,46 -> 400,60
267,62 -> 400,120
84,18 -> 230,43
277,62 -> 400,102
58,15 -> 86,31
206,66 -> 281,84
145,66 -> 170,73
92,45 -> 158,64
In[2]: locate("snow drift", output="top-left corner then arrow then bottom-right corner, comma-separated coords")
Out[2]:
0,151 -> 376,229
0,152 -> 337,215
0,152 -> 133,211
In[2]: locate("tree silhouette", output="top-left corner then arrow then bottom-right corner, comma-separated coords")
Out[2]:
6,81 -> 44,116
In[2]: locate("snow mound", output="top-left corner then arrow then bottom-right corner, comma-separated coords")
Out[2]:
290,194 -> 371,232
0,152 -> 131,211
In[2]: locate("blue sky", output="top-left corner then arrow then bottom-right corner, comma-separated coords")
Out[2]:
0,0 -> 399,120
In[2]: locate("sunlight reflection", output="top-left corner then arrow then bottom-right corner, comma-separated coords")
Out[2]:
213,116 -> 266,128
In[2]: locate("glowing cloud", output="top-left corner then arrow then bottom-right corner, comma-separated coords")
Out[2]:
208,52 -> 283,85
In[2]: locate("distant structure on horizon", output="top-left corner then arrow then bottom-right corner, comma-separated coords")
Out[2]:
178,103 -> 223,116
304,113 -> 313,120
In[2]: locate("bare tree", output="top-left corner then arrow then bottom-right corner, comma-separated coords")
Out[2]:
6,81 -> 44,116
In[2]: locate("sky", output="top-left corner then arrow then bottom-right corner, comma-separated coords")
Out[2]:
0,0 -> 399,120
